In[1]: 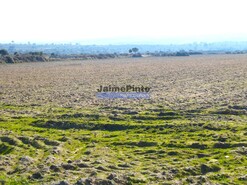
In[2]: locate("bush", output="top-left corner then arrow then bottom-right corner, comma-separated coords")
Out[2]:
132,53 -> 142,58
29,52 -> 43,56
176,50 -> 189,56
0,49 -> 9,56
4,56 -> 15,63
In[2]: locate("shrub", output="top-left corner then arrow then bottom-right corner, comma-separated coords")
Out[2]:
5,56 -> 15,63
0,49 -> 9,56
132,53 -> 142,58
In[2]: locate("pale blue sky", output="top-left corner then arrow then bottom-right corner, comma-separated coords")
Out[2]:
1,0 -> 247,44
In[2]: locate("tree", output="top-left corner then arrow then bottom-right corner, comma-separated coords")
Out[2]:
128,49 -> 132,54
0,49 -> 9,56
132,47 -> 139,53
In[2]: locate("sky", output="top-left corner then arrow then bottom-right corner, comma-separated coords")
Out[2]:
1,0 -> 247,44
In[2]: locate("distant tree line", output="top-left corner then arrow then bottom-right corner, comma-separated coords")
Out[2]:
150,50 -> 203,57
0,49 -> 47,63
1,46 -> 247,64
1,42 -> 247,55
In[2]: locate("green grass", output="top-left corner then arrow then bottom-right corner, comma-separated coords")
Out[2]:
0,103 -> 246,184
